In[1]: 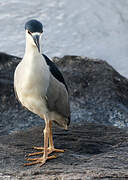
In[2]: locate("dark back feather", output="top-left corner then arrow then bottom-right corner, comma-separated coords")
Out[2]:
42,54 -> 68,91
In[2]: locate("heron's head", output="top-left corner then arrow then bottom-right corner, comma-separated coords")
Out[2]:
25,19 -> 43,52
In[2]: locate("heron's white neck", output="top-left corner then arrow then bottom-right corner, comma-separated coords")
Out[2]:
25,41 -> 38,56
24,33 -> 42,57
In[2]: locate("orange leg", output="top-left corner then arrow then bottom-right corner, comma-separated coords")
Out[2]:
24,119 -> 56,166
48,121 -> 64,153
27,121 -> 64,158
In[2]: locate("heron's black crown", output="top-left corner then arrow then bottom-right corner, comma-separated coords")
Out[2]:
25,19 -> 43,33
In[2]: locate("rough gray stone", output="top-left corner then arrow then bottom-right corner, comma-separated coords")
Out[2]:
1,53 -> 128,135
1,53 -> 128,179
53,55 -> 128,128
0,125 -> 128,179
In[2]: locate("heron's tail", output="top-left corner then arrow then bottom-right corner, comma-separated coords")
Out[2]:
50,111 -> 70,130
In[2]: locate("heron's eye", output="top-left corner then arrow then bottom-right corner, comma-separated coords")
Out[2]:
28,30 -> 31,35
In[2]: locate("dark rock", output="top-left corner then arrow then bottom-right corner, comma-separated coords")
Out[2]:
1,53 -> 128,135
0,124 -> 128,179
1,52 -> 128,179
53,56 -> 128,127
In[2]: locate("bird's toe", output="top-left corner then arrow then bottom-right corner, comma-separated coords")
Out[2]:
24,155 -> 57,166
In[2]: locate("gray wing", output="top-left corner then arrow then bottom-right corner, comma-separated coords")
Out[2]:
46,74 -> 70,120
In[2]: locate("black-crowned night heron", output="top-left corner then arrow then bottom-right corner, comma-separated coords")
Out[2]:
14,19 -> 70,166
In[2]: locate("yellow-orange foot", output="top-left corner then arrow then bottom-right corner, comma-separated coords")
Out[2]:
34,146 -> 64,153
24,155 -> 56,166
27,146 -> 64,157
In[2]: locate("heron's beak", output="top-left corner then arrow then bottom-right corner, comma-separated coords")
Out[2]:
32,34 -> 40,52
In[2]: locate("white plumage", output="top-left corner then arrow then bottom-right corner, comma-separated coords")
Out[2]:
14,19 -> 70,166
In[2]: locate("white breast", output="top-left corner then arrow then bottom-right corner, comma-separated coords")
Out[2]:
14,54 -> 50,116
